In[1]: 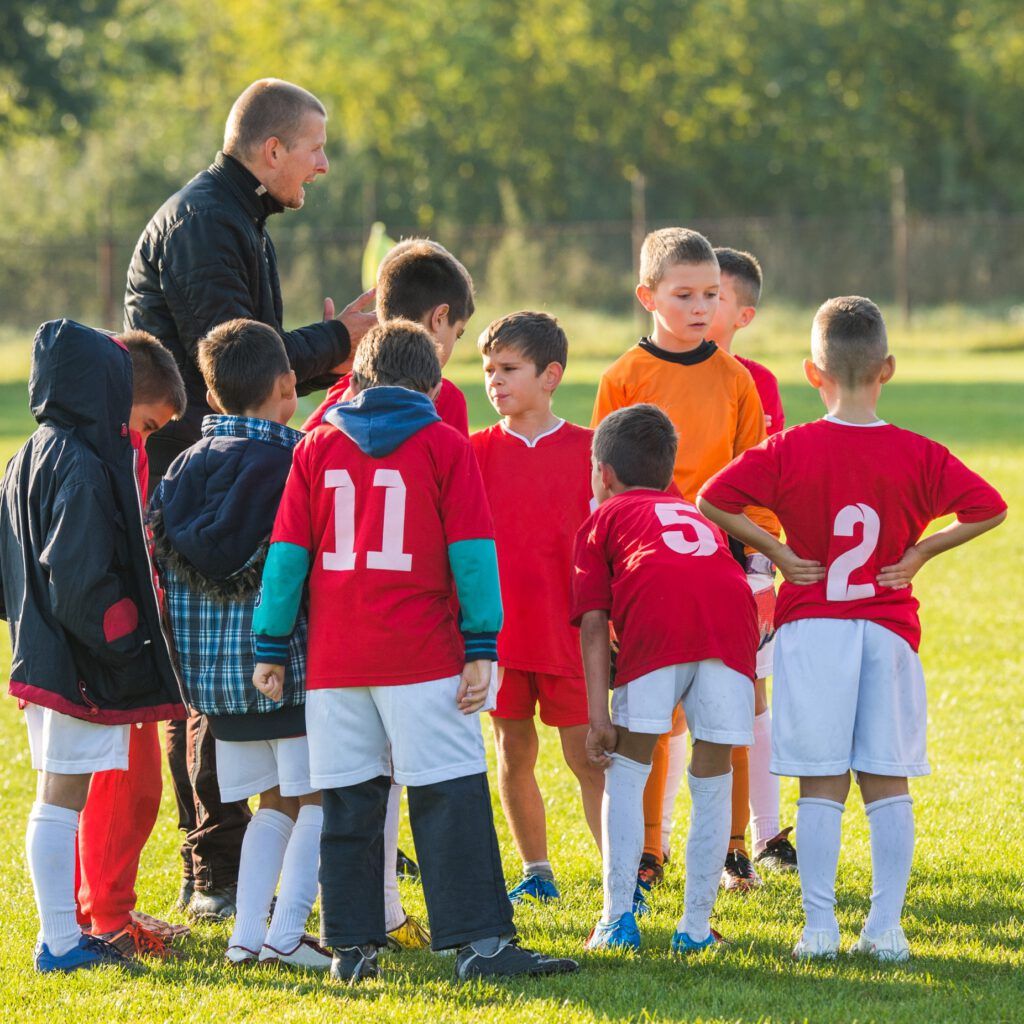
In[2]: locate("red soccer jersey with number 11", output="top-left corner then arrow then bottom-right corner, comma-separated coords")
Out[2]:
571,490 -> 757,686
699,417 -> 1007,651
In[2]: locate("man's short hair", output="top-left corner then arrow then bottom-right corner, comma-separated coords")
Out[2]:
477,311 -> 568,373
639,228 -> 717,288
812,296 -> 889,388
352,320 -> 442,395
197,319 -> 290,415
377,240 -> 475,325
593,404 -> 678,490
223,79 -> 326,161
119,330 -> 186,417
714,247 -> 763,307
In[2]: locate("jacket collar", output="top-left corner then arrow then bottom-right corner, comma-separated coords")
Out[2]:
201,414 -> 304,452
211,152 -> 284,224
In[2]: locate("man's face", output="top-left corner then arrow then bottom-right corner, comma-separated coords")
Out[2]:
130,400 -> 176,444
640,261 -> 720,347
267,111 -> 329,210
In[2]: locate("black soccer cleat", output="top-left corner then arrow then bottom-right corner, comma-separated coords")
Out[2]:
455,939 -> 578,980
330,944 -> 380,984
753,827 -> 798,873
396,847 -> 420,881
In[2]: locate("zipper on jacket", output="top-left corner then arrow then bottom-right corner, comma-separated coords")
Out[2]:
78,680 -> 100,716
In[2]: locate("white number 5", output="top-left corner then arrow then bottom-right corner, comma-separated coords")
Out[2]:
826,502 -> 880,601
655,503 -> 718,557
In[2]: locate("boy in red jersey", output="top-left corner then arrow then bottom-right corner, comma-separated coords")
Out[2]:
699,296 -> 1006,961
471,312 -> 605,905
303,239 -> 473,435
252,321 -> 578,983
574,405 -> 758,953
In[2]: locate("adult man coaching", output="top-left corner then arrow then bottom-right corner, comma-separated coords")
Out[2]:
120,78 -> 376,922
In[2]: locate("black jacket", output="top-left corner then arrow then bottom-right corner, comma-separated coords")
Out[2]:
123,152 -> 349,455
0,320 -> 185,723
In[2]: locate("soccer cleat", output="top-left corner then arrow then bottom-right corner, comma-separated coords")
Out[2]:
637,852 -> 664,887
130,909 -> 191,942
754,827 -> 798,873
330,944 -> 380,983
174,876 -> 195,912
259,934 -> 332,970
224,944 -> 260,966
632,878 -> 652,918
671,927 -> 727,954
721,849 -> 763,892
508,873 -> 560,905
396,847 -> 420,880
584,912 -> 641,951
791,929 -> 840,960
849,926 -> 910,962
386,914 -> 432,950
187,885 -> 237,921
100,919 -> 183,960
454,938 -> 578,980
34,933 -> 141,973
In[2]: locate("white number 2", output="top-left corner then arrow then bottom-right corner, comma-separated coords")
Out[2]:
826,502 -> 880,601
323,469 -> 412,573
655,503 -> 718,557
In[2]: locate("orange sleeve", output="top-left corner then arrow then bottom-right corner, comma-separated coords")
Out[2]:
735,374 -> 781,540
591,365 -> 628,428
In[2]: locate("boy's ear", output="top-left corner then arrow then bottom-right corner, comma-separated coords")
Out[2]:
599,461 -> 618,493
738,306 -> 757,329
426,304 -> 450,333
879,354 -> 896,384
279,369 -> 298,396
635,283 -> 656,312
206,388 -> 224,414
540,361 -> 564,392
803,358 -> 824,389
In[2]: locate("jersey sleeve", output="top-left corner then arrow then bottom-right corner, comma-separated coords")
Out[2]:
732,376 -> 781,538
929,444 -> 1007,523
570,513 -> 613,625
762,370 -> 785,434
699,440 -> 781,514
437,380 -> 470,437
590,366 -> 628,428
300,376 -> 350,433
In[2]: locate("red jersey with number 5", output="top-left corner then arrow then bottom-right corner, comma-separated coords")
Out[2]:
571,489 -> 757,685
699,417 -> 1006,650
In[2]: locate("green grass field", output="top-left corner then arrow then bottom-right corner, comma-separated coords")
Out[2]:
1,306 -> 1021,1023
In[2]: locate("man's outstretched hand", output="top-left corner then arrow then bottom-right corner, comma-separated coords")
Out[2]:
326,288 -> 378,373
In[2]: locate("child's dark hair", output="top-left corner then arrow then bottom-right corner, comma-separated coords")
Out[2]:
119,330 -> 186,417
714,247 -> 763,307
196,319 -> 291,414
377,240 -> 475,325
352,319 -> 442,394
593,404 -> 677,490
477,310 -> 568,373
811,296 -> 889,388
639,228 -> 717,288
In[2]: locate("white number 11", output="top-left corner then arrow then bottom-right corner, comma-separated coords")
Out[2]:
323,469 -> 412,572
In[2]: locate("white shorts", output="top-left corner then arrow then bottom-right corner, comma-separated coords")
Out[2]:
611,660 -> 754,744
772,618 -> 929,778
306,675 -> 489,789
215,735 -> 314,801
24,704 -> 130,774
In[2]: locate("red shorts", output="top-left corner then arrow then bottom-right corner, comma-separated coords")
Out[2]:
491,668 -> 589,728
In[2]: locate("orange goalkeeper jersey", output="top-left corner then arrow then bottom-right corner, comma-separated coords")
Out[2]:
591,338 -> 780,537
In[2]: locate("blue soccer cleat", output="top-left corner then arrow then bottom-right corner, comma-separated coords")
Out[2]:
34,933 -> 138,973
671,927 -> 727,954
508,873 -> 560,905
632,878 -> 652,918
584,912 -> 641,951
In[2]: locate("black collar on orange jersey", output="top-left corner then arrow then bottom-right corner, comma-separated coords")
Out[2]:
638,337 -> 718,365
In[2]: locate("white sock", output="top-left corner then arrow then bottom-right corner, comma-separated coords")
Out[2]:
864,795 -> 914,935
26,802 -> 82,957
796,797 -> 845,937
601,753 -> 651,923
749,710 -> 781,854
265,804 -> 322,952
230,807 -> 293,952
524,860 -> 555,881
660,730 -> 689,859
384,784 -> 405,932
678,770 -> 732,941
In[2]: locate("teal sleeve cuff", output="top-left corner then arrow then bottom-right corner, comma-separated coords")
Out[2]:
448,538 -> 503,639
253,542 -> 310,640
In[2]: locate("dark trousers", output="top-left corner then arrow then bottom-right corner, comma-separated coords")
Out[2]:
320,772 -> 515,950
166,712 -> 251,891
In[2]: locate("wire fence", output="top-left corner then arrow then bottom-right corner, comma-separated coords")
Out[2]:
2,212 -> 1022,333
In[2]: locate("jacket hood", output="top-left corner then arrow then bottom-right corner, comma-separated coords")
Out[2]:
29,319 -> 132,461
324,386 -> 440,457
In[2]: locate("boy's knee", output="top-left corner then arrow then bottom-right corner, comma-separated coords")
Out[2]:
39,771 -> 91,812
493,719 -> 538,768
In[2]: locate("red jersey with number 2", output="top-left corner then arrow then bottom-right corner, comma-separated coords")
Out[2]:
571,489 -> 757,685
699,418 -> 1006,650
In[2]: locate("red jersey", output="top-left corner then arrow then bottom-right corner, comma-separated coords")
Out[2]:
700,417 -> 1007,650
301,376 -> 469,436
471,420 -> 593,677
734,355 -> 785,435
270,417 -> 495,688
571,490 -> 757,685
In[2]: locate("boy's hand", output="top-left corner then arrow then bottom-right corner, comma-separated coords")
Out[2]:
586,720 -> 618,768
774,545 -> 825,586
252,663 -> 285,703
456,659 -> 491,715
877,545 -> 927,589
